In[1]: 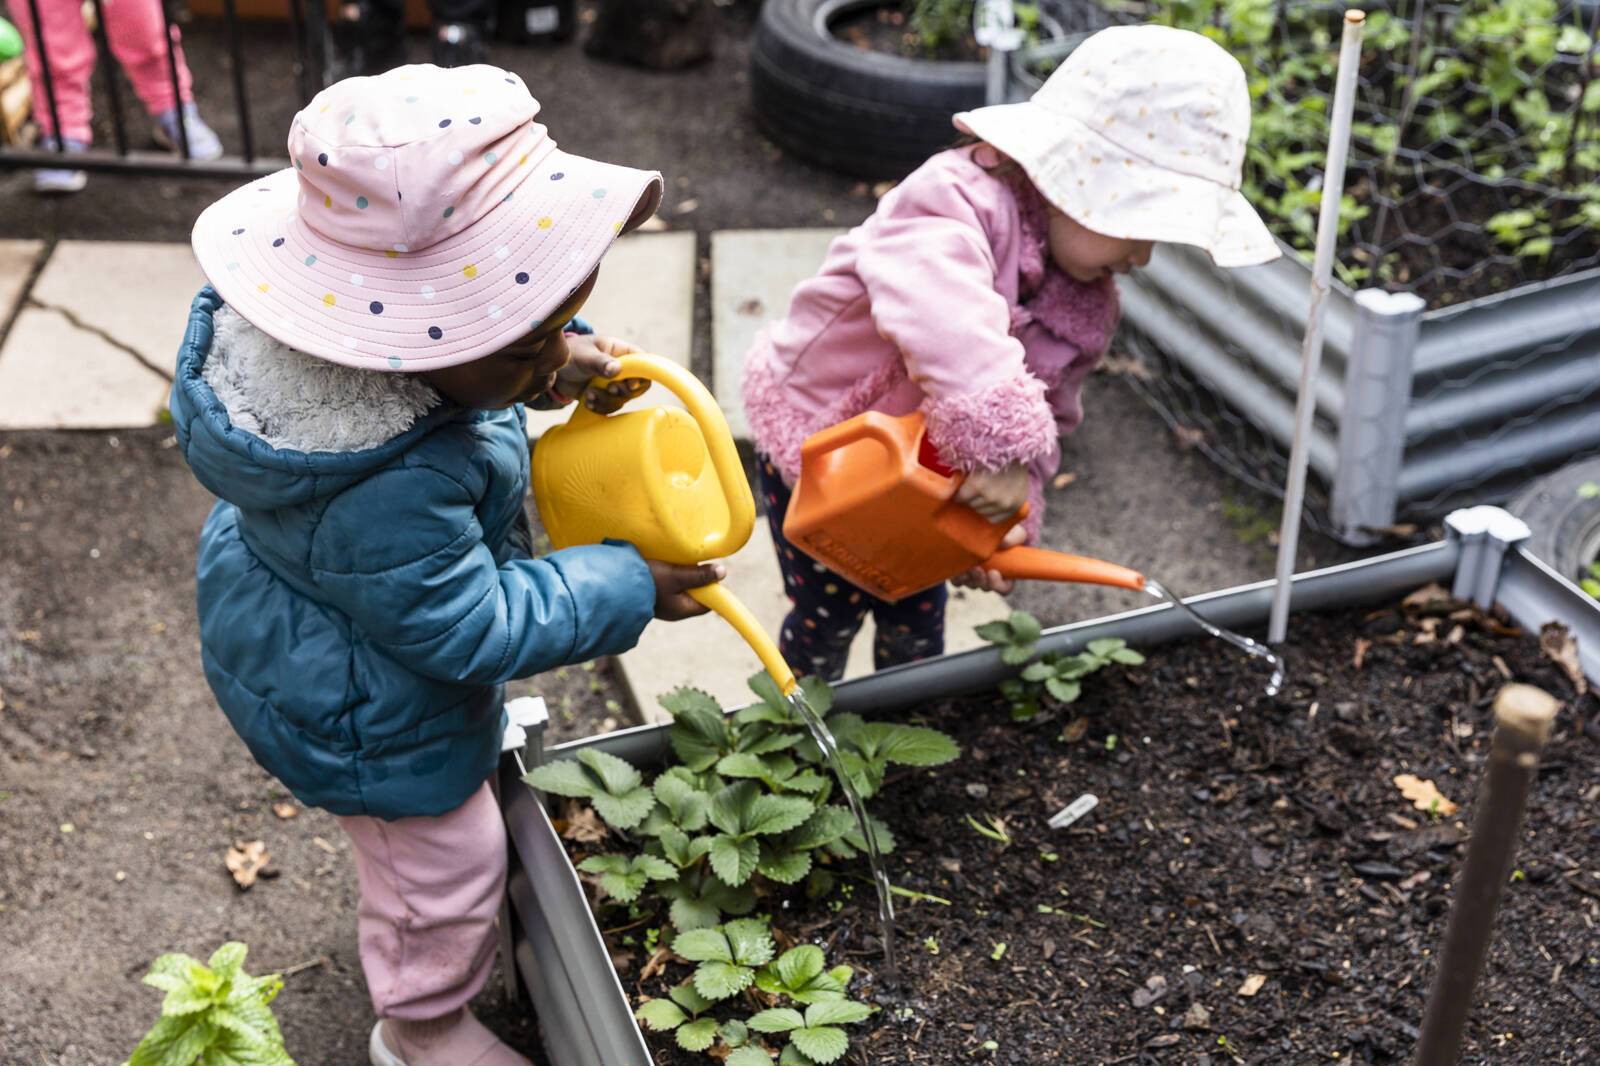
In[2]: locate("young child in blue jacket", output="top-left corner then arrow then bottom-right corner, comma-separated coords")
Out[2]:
171,64 -> 714,1066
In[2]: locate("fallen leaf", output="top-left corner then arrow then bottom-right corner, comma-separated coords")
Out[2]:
1393,773 -> 1458,816
226,840 -> 270,890
1051,472 -> 1078,491
272,802 -> 299,820
1237,973 -> 1267,997
1402,583 -> 1452,611
559,803 -> 608,844
1353,638 -> 1372,669
1062,717 -> 1089,743
1539,622 -> 1587,696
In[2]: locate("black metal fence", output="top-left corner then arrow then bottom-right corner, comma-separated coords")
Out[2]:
0,0 -> 326,178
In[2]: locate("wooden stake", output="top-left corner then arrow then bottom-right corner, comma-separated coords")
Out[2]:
1411,684 -> 1559,1066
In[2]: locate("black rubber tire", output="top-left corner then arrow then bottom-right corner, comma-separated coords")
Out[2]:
1507,456 -> 1600,580
751,0 -> 988,179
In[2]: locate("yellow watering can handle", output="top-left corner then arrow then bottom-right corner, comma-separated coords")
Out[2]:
570,353 -> 755,558
690,582 -> 798,697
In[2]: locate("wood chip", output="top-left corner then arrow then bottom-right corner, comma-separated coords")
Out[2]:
312,836 -> 339,855
1402,583 -> 1452,611
272,802 -> 299,820
1237,973 -> 1267,997
226,840 -> 270,890
1062,717 -> 1089,743
1492,655 -> 1513,679
1352,638 -> 1371,669
1393,774 -> 1459,816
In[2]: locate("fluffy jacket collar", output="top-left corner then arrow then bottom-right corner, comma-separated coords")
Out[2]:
204,305 -> 441,454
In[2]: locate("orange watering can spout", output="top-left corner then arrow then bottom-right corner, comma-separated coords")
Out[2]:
784,411 -> 1145,601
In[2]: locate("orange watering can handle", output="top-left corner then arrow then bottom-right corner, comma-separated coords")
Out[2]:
570,353 -> 755,558
984,547 -> 1146,592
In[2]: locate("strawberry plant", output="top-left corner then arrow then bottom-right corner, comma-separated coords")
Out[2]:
755,945 -> 854,1004
523,747 -> 655,829
748,1000 -> 878,1065
576,852 -> 678,904
981,611 -> 1146,720
127,942 -> 295,1066
635,980 -> 720,1052
673,918 -> 777,1000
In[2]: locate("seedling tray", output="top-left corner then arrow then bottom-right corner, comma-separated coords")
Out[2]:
498,508 -> 1600,1065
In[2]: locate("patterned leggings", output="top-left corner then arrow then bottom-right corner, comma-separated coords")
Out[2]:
758,457 -> 946,681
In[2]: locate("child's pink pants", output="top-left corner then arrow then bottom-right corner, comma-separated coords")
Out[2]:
9,0 -> 196,143
336,782 -> 508,1020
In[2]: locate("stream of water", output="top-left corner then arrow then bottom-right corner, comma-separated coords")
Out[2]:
784,689 -> 900,985
1144,577 -> 1285,696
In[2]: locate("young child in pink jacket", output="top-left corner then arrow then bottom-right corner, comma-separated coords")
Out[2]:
742,25 -> 1282,680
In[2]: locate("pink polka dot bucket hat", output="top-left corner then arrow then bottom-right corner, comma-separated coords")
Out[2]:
955,25 -> 1279,269
191,63 -> 663,371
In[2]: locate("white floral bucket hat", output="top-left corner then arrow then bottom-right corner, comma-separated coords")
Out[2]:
192,63 -> 663,372
955,24 -> 1281,268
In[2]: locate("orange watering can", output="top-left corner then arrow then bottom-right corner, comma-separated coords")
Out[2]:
784,410 -> 1146,602
531,354 -> 797,695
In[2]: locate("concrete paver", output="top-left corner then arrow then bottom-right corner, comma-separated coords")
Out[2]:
0,239 -> 43,330
711,229 -> 845,440
618,520 -> 1006,721
525,231 -> 697,438
0,308 -> 172,429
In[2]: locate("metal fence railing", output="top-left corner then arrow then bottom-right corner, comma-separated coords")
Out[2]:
0,0 -> 326,178
1016,0 -> 1600,543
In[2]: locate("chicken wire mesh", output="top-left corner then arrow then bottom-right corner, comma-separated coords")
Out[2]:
1017,0 -> 1600,539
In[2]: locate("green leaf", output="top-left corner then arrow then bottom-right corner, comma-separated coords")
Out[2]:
1086,638 -> 1126,660
1044,677 -> 1081,704
653,774 -> 712,832
716,752 -> 771,779
1019,661 -> 1054,682
776,945 -> 826,990
1008,610 -> 1042,644
748,1008 -> 806,1034
637,855 -> 677,881
1557,24 -> 1591,53
757,843 -> 813,885
1110,647 -> 1146,665
805,1000 -> 875,1027
724,918 -> 776,967
129,1014 -> 205,1066
590,788 -> 657,831
1000,644 -> 1035,666
677,1017 -> 720,1052
741,730 -> 804,757
746,794 -> 816,836
711,781 -> 759,836
780,1047 -> 819,1066
635,999 -> 688,1031
797,674 -> 834,716
710,834 -> 761,886
693,960 -> 755,1001
726,1048 -> 773,1066
578,854 -> 630,876
719,1019 -> 750,1047
788,806 -> 856,850
672,928 -> 733,963
577,748 -> 642,796
208,943 -> 248,983
975,620 -> 1014,644
866,724 -> 960,767
669,980 -> 715,1015
669,894 -> 721,931
522,759 -> 597,799
1578,481 -> 1600,499
791,1026 -> 850,1064
666,689 -> 730,771
748,670 -> 792,713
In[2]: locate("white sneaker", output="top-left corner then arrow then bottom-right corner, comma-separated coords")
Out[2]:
33,136 -> 88,194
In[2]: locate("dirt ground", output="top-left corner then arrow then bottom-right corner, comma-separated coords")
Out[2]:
623,603 -> 1600,1065
0,7 -> 1358,1064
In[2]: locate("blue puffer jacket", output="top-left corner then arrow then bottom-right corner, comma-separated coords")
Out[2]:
171,288 -> 656,819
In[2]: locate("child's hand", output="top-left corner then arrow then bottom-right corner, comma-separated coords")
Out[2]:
557,335 -> 650,414
954,462 -> 1030,522
950,525 -> 1026,594
648,560 -> 727,621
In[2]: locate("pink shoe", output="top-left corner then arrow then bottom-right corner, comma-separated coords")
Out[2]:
368,1009 -> 534,1066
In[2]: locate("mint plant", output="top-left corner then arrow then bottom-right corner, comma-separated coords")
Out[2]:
128,942 -> 295,1066
523,747 -> 655,830
672,918 -> 777,1001
748,1000 -> 878,1065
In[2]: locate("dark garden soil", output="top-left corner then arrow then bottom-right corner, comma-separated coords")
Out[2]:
608,601 -> 1600,1065
831,3 -> 988,63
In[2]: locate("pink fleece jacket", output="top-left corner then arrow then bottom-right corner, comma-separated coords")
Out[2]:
741,147 -> 1120,541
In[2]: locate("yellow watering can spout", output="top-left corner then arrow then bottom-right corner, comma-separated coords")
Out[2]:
530,353 -> 797,697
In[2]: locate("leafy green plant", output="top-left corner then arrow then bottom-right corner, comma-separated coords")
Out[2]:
826,715 -> 961,798
523,748 -> 655,830
748,1000 -> 877,1065
755,945 -> 853,1004
578,853 -> 678,904
128,943 -> 295,1066
636,980 -> 721,1052
673,918 -> 777,1001
966,812 -> 1012,848
703,781 -> 816,886
1579,560 -> 1600,599
974,611 -> 1043,665
983,612 -> 1146,720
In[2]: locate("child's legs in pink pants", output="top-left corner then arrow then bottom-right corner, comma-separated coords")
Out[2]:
336,782 -> 507,1021
9,0 -> 196,143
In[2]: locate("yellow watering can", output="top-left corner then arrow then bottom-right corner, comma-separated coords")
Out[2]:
530,354 -> 797,696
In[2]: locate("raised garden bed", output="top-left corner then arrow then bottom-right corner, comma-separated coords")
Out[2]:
501,511 -> 1600,1065
1011,2 -> 1600,540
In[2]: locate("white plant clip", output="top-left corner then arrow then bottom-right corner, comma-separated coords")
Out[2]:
1048,793 -> 1099,830
973,0 -> 1025,51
